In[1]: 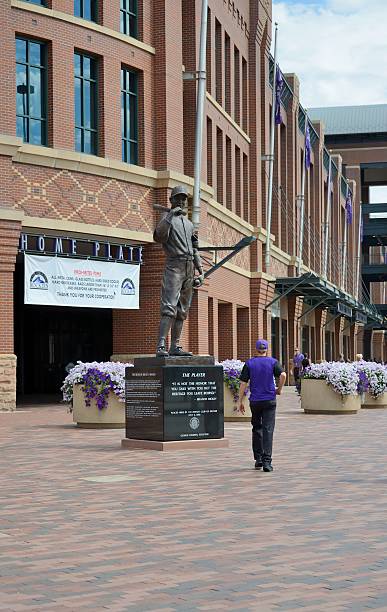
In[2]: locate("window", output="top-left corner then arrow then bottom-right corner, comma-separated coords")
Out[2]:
16,37 -> 47,145
23,0 -> 45,5
74,0 -> 97,22
120,0 -> 137,37
121,68 -> 138,164
74,53 -> 97,154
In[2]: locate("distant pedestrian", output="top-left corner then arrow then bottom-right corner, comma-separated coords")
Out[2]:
292,347 -> 304,394
238,339 -> 286,472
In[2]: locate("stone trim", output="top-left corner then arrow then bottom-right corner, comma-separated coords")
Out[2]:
22,216 -> 154,243
206,93 -> 251,144
0,137 -> 214,199
11,0 -> 156,55
207,199 -> 254,236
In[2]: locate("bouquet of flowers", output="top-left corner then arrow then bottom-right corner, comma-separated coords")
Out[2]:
61,361 -> 133,411
218,359 -> 247,405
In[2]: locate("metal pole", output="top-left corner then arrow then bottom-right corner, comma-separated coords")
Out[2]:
356,203 -> 362,300
192,0 -> 208,230
297,114 -> 308,276
322,155 -> 332,279
341,185 -> 349,291
264,23 -> 279,273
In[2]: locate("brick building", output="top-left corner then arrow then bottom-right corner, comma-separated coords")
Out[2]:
0,0 -> 380,409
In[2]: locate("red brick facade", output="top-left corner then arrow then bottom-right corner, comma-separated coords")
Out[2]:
0,0 -> 372,406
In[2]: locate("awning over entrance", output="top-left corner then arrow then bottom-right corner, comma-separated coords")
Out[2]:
266,272 -> 384,326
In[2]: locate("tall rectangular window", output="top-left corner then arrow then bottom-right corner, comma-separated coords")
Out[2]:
16,37 -> 47,145
215,19 -> 222,105
235,145 -> 241,217
234,47 -> 240,125
74,0 -> 97,22
242,57 -> 248,133
216,127 -> 223,205
224,32 -> 231,115
206,117 -> 212,186
121,67 -> 138,164
206,7 -> 212,94
226,136 -> 232,211
74,52 -> 97,155
120,0 -> 138,38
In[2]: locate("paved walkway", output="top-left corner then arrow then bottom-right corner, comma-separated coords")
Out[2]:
1,388 -> 387,611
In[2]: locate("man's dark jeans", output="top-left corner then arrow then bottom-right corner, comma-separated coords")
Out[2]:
250,400 -> 276,464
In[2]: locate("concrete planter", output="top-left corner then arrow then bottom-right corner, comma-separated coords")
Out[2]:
301,379 -> 360,414
72,384 -> 125,428
361,392 -> 387,409
224,382 -> 251,422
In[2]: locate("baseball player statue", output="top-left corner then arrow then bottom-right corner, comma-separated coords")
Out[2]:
153,185 -> 204,357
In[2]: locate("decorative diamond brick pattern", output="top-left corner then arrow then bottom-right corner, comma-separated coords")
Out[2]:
1,388 -> 387,610
12,166 -> 153,233
207,216 -> 249,270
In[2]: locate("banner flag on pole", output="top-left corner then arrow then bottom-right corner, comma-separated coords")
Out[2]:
345,191 -> 353,225
274,67 -> 283,125
305,121 -> 311,169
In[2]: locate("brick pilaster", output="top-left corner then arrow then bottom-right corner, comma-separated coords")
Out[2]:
288,295 -> 303,380
315,306 -> 327,362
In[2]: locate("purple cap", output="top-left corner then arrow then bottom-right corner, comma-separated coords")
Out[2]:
256,339 -> 268,351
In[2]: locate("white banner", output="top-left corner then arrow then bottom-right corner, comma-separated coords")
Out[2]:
24,254 -> 140,309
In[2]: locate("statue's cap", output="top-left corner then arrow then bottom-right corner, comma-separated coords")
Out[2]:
170,185 -> 188,199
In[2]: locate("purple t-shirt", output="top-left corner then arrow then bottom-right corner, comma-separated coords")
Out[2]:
240,356 -> 284,402
293,353 -> 304,368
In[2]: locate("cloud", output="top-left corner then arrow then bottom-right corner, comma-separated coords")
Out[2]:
272,0 -> 387,108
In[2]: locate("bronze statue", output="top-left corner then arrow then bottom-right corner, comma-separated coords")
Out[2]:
153,185 -> 204,357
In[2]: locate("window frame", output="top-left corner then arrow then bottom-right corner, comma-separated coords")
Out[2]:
120,0 -> 138,38
74,51 -> 98,155
16,36 -> 48,146
74,0 -> 98,23
23,0 -> 46,5
121,66 -> 138,165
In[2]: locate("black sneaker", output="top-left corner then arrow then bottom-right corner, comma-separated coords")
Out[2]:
255,460 -> 263,470
263,463 -> 273,472
156,345 -> 169,357
169,346 -> 193,357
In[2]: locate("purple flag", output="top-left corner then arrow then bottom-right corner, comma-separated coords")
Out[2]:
345,192 -> 353,225
305,121 -> 311,169
275,67 -> 283,125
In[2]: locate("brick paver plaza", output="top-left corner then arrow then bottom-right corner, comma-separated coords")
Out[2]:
1,388 -> 387,611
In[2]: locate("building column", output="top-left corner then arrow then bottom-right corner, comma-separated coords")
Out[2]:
356,325 -> 364,357
0,218 -> 22,411
250,275 -> 275,356
349,323 -> 359,361
334,316 -> 345,360
188,284 -> 209,357
315,306 -> 327,362
288,295 -> 303,382
372,330 -> 385,362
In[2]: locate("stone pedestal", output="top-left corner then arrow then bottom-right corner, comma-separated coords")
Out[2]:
122,355 -> 228,450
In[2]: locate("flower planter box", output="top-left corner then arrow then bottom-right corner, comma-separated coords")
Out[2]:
361,392 -> 387,409
72,384 -> 125,428
301,379 -> 360,414
224,383 -> 251,421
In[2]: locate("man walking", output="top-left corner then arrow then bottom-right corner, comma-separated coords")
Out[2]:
238,339 -> 286,472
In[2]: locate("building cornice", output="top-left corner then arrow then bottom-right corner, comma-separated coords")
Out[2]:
11,0 -> 156,55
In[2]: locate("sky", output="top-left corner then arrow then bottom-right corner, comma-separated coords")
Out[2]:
272,0 -> 387,109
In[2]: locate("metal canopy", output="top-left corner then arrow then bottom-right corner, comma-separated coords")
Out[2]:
267,272 -> 384,325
